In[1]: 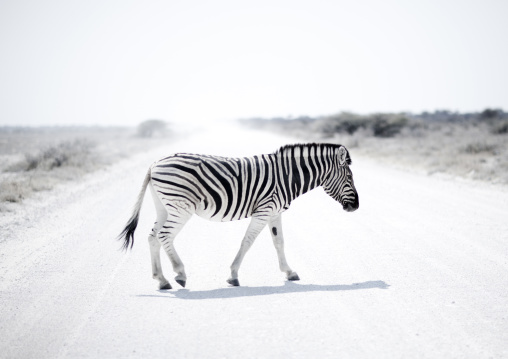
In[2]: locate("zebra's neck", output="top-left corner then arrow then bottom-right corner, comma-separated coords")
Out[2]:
274,143 -> 336,203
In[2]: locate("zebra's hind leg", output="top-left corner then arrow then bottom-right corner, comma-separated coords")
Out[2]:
149,235 -> 172,290
227,215 -> 268,286
268,214 -> 299,281
149,189 -> 172,290
158,202 -> 193,288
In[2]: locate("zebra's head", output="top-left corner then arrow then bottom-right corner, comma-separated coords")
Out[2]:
322,145 -> 359,212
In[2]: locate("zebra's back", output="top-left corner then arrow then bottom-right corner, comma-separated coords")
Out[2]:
150,153 -> 278,221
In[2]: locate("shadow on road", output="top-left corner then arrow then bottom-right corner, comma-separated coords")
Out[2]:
136,280 -> 389,300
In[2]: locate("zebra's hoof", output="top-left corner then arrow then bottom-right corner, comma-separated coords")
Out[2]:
227,278 -> 240,287
159,282 -> 172,290
176,279 -> 186,288
288,273 -> 300,281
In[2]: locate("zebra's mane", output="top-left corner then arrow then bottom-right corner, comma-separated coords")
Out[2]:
275,143 -> 352,165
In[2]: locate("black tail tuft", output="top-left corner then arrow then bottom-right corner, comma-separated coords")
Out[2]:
118,166 -> 151,251
118,213 -> 139,251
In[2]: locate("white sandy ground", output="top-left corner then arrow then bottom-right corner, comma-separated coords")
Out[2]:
1,124 -> 507,359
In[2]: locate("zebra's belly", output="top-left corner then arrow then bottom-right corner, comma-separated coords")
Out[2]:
194,197 -> 281,222
194,203 -> 253,222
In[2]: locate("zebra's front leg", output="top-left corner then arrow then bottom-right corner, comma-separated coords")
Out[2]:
227,216 -> 267,286
269,214 -> 299,281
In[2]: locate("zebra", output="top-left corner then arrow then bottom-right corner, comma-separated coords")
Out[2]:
119,143 -> 359,289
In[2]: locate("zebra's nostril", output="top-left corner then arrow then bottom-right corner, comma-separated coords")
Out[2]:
343,202 -> 358,212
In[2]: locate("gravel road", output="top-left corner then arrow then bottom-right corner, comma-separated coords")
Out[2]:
1,125 -> 507,358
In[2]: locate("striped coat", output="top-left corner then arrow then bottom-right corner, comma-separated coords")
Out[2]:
119,143 -> 359,289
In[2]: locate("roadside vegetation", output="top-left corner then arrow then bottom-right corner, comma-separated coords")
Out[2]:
240,109 -> 508,184
0,122 -> 172,210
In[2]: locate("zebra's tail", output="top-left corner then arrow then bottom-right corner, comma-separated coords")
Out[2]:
118,167 -> 151,251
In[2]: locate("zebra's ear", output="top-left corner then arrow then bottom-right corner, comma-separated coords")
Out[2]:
338,146 -> 347,166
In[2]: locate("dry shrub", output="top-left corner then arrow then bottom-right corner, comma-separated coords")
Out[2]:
463,142 -> 498,155
1,172 -> 61,205
22,139 -> 95,171
371,115 -> 408,138
1,139 -> 96,207
0,179 -> 27,203
137,119 -> 168,138
240,109 -> 508,185
0,126 -> 172,207
491,121 -> 508,135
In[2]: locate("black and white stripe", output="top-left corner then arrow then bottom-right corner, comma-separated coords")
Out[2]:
119,143 -> 359,289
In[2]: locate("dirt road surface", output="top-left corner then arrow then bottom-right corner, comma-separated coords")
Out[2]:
1,125 -> 507,358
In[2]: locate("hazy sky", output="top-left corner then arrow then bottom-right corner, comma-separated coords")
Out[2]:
1,0 -> 507,126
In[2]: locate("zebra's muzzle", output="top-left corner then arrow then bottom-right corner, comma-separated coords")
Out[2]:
342,196 -> 359,212
343,203 -> 357,212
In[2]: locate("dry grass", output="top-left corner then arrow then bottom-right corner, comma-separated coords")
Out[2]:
350,122 -> 508,183
241,111 -> 508,185
0,126 -> 171,211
